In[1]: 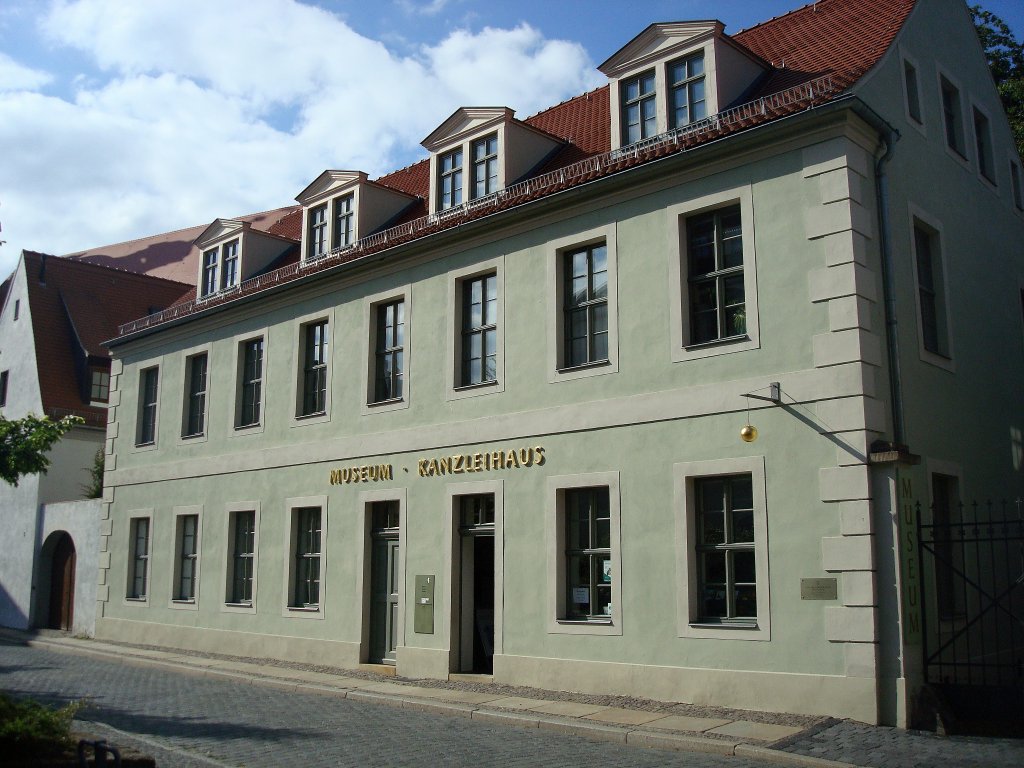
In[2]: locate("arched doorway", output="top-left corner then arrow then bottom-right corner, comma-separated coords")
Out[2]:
47,533 -> 76,631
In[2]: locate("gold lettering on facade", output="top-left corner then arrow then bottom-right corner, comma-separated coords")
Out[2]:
506,449 -> 520,468
414,445 -> 545,478
329,463 -> 394,485
438,456 -> 452,475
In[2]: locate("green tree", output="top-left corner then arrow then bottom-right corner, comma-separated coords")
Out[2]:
971,4 -> 1024,155
0,414 -> 83,486
82,448 -> 104,499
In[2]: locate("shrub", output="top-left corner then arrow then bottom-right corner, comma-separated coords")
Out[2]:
0,693 -> 81,755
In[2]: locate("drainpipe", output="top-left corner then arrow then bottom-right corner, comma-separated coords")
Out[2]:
875,130 -> 905,446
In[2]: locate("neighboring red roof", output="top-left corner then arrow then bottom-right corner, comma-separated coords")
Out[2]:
21,252 -> 192,423
117,0 -> 917,339
66,205 -> 300,285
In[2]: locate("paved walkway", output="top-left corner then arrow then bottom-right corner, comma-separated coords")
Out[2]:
2,629 -> 1021,767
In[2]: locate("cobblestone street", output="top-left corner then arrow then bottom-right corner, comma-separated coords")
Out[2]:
0,640 -> 775,768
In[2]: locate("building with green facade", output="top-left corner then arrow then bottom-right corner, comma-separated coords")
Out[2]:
97,0 -> 1024,727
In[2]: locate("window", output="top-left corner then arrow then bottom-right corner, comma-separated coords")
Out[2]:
903,59 -> 922,125
299,321 -> 328,416
238,338 -> 263,428
439,148 -> 464,210
175,513 -> 199,601
1012,160 -> 1024,211
90,367 -> 110,403
670,52 -> 706,128
201,249 -> 218,297
182,353 -> 208,438
461,273 -> 497,386
562,244 -> 608,368
307,203 -> 328,260
292,507 -> 321,609
546,471 -> 621,635
694,475 -> 756,623
913,222 -> 950,358
12,299 -> 18,320
221,239 -> 239,290
228,510 -> 256,605
332,194 -> 354,249
136,367 -> 159,446
973,107 -> 995,183
675,457 -> 769,640
0,370 -> 8,407
127,516 -> 150,600
687,205 -> 744,344
564,488 -> 612,621
374,300 -> 404,401
471,135 -> 498,199
940,75 -> 965,157
621,70 -> 656,144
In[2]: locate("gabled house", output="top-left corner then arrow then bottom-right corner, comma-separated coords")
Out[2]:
84,0 -> 1024,728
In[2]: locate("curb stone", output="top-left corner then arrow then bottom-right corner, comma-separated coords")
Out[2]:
12,633 -> 861,768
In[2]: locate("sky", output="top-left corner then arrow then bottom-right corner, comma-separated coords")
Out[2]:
2,0 -> 1023,278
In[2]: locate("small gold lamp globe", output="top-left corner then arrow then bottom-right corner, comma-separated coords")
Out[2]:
740,424 -> 758,443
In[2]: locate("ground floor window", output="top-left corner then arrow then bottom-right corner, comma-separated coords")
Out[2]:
127,516 -> 150,601
564,487 -> 612,620
228,510 -> 256,605
292,507 -> 321,608
174,513 -> 199,602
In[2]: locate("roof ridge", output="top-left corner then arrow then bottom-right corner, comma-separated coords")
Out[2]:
733,0 -> 827,36
24,250 -> 192,287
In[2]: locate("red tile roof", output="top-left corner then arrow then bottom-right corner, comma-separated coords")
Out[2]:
21,251 -> 191,423
117,0 -> 917,339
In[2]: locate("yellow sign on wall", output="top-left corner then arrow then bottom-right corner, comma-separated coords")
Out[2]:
417,446 -> 545,477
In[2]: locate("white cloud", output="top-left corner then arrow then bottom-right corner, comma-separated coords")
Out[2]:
397,0 -> 453,16
0,0 -> 601,276
0,52 -> 53,91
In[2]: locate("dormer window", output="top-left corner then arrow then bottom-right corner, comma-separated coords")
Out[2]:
194,219 -> 295,299
621,71 -> 657,143
439,149 -> 464,209
472,134 -> 499,198
202,250 -> 218,296
333,194 -> 354,249
308,204 -> 329,260
670,52 -> 706,128
200,238 -> 241,297
221,240 -> 239,289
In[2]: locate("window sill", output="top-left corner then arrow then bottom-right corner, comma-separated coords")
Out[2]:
134,441 -> 155,448
454,380 -> 498,392
125,597 -> 147,602
295,410 -> 327,421
234,422 -> 261,431
367,397 -> 404,408
689,620 -> 758,630
684,334 -> 749,351
180,432 -> 204,440
287,606 -> 320,613
557,618 -> 612,626
556,359 -> 610,374
171,598 -> 195,605
225,602 -> 253,608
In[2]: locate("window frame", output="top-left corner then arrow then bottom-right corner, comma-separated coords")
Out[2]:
362,286 -> 411,415
937,68 -> 968,163
546,224 -> 619,383
668,51 -> 706,130
971,102 -> 997,186
170,506 -> 202,609
374,299 -> 406,403
439,147 -> 464,210
125,512 -> 153,605
900,50 -> 926,134
222,502 -> 261,614
667,186 -> 760,362
135,365 -> 160,448
332,193 -> 355,250
674,456 -> 770,641
545,471 -> 622,636
447,260 -> 505,399
470,134 -> 499,200
0,370 -> 9,408
908,205 -> 955,371
291,309 -> 333,425
231,330 -> 268,436
220,239 -> 239,291
89,366 -> 111,405
1010,156 -> 1024,213
282,495 -> 327,620
201,248 -> 218,297
620,68 -> 657,145
307,203 -> 329,261
181,351 -> 210,440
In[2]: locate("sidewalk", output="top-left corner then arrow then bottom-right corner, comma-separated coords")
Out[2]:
5,629 -> 1021,768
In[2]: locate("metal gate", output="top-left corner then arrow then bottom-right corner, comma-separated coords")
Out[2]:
917,498 -> 1024,720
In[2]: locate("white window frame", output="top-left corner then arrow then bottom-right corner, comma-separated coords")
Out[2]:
282,495 -> 327,619
199,238 -> 242,299
545,471 -> 622,636
169,505 -> 202,609
361,285 -> 412,415
908,204 -> 955,371
232,331 -> 267,436
674,456 -> 770,641
667,185 -> 759,362
290,309 -> 334,426
899,49 -> 926,137
446,258 -> 505,400
125,511 -> 153,606
222,502 -> 261,614
545,223 -> 619,383
179,346 -> 211,444
134,363 -> 161,451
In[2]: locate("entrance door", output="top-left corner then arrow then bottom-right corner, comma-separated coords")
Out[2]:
369,501 -> 400,664
48,534 -> 76,631
458,495 -> 495,674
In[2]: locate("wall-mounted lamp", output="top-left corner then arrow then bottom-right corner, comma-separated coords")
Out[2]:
739,382 -> 781,442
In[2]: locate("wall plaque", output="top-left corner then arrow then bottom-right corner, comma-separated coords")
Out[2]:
800,578 -> 838,601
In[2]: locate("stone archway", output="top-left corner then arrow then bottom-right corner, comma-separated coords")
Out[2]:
43,532 -> 76,631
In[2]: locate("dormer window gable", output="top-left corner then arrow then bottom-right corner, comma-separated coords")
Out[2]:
599,21 -> 768,150
296,170 -> 416,263
422,107 -> 562,215
194,219 -> 296,299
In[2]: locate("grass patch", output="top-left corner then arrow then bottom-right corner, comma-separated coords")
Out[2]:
0,693 -> 81,758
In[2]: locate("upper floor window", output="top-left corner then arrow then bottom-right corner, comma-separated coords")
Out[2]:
375,300 -> 405,401
89,367 -> 110,403
1011,159 -> 1024,212
903,58 -> 922,125
563,244 -> 608,368
940,75 -> 966,158
913,221 -> 950,358
182,353 -> 208,438
471,135 -> 498,199
12,299 -> 18,321
136,367 -> 159,446
308,203 -> 329,260
687,205 -> 744,344
332,194 -> 354,250
439,149 -> 464,210
201,250 -> 218,297
200,239 -> 240,297
461,273 -> 497,386
238,338 -> 263,428
973,107 -> 995,183
621,71 -> 656,144
221,240 -> 239,289
300,321 -> 328,416
0,370 -> 8,407
670,52 -> 706,128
